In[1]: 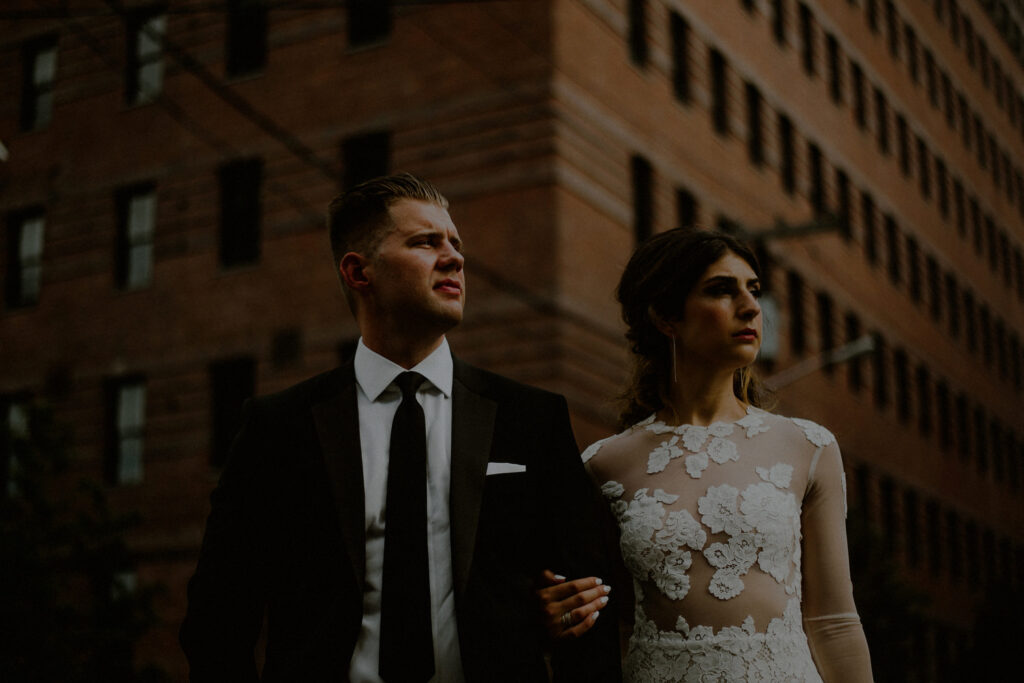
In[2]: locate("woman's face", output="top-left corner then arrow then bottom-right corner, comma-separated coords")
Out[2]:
666,251 -> 762,370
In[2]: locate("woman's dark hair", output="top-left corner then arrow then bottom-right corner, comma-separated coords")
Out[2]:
616,228 -> 772,427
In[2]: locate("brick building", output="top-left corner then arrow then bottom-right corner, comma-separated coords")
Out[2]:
2,0 -> 1022,679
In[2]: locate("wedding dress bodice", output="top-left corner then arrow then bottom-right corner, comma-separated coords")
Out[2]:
583,406 -> 872,682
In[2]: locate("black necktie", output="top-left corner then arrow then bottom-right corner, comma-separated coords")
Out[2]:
380,371 -> 435,682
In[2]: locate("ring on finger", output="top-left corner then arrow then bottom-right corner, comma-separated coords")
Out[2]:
560,611 -> 572,627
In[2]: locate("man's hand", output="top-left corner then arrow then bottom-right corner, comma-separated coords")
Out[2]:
536,569 -> 610,640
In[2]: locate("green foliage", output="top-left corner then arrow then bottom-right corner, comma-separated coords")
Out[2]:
0,402 -> 168,683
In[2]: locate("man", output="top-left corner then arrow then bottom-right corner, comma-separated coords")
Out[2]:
180,173 -> 621,681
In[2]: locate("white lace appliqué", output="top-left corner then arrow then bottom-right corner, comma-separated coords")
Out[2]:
625,598 -> 823,683
603,484 -> 707,601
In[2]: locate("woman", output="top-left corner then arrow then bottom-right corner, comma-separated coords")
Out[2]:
540,229 -> 872,681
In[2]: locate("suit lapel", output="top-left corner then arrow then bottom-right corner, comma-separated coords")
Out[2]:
450,361 -> 497,598
312,364 -> 366,593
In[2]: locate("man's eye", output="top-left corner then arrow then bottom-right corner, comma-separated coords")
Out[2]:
750,288 -> 763,298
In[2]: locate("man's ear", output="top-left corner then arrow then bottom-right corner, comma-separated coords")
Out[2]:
340,252 -> 371,293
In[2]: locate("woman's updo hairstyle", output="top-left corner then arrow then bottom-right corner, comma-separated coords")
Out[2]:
616,228 -> 771,428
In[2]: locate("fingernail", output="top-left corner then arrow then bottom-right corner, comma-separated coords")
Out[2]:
553,574 -> 566,581
602,585 -> 611,593
599,596 -> 609,605
595,577 -> 603,585
592,611 -> 600,621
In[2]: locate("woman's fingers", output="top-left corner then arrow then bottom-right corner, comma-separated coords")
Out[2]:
535,573 -> 612,640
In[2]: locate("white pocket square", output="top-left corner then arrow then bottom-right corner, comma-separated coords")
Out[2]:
486,462 -> 526,475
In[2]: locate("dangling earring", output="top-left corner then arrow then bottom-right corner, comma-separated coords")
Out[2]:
671,336 -> 678,384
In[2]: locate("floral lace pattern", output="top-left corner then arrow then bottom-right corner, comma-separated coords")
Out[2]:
624,598 -> 823,683
587,407 -> 841,681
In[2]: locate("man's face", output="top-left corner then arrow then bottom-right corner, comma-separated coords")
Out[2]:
363,198 -> 466,336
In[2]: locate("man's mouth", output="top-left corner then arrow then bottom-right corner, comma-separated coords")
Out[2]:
435,279 -> 462,295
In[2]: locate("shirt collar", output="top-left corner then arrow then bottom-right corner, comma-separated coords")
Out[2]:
354,337 -> 453,402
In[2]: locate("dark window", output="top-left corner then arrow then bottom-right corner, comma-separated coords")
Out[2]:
872,88 -> 888,153
926,499 -> 941,576
945,272 -> 960,338
809,143 -> 824,214
348,0 -> 391,48
995,319 -> 1007,376
5,208 -> 45,309
980,304 -> 992,366
985,215 -> 998,272
906,236 -> 920,302
628,0 -> 648,66
970,197 -> 983,255
896,114 -> 910,176
955,392 -> 970,460
746,82 -> 764,166
104,377 -> 146,485
670,12 -> 691,103
959,94 -> 971,148
904,488 -> 919,568
115,184 -> 156,290
2,397 -> 31,498
936,379 -> 951,450
710,48 -> 729,135
20,36 -> 57,131
941,72 -> 955,128
836,168 -> 851,240
787,271 -> 806,355
861,192 -> 877,264
949,1 -> 961,44
991,420 -> 1004,483
772,0 -> 786,44
210,357 -> 256,467
974,406 -> 988,474
884,215 -> 900,284
226,0 -> 267,77
947,511 -> 962,581
871,332 -> 888,410
979,42 -> 990,87
916,137 -> 931,199
916,364 -> 932,436
1010,333 -> 1022,390
1017,247 -> 1024,300
936,159 -> 949,219
963,289 -> 976,353
779,114 -> 795,194
799,3 -> 815,75
964,17 -> 975,66
218,158 -> 262,267
1008,433 -> 1020,492
924,49 -> 937,107
879,476 -> 895,551
125,8 -> 166,105
866,0 -> 879,33
631,154 -> 653,243
926,255 -> 941,322
826,33 -> 841,102
894,348 -> 910,423
904,26 -> 918,82
342,130 -> 390,189
884,1 -> 900,58
676,187 -> 698,228
953,179 -> 966,237
975,116 -> 987,168
271,328 -> 302,369
852,63 -> 866,128
817,291 -> 834,374
846,313 -> 863,392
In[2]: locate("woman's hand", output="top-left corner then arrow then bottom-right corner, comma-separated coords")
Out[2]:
536,569 -> 611,640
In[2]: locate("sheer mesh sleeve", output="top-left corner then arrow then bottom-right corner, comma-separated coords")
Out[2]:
801,441 -> 874,682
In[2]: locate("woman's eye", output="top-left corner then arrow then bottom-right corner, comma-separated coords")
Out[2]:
750,289 -> 763,298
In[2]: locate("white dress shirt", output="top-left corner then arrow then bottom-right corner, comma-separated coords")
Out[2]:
348,337 -> 465,683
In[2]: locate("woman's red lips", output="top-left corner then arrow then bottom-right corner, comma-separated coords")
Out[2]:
733,328 -> 758,338
435,279 -> 462,292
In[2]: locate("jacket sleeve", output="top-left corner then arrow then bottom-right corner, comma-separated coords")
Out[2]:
179,399 -> 271,682
801,440 -> 874,682
543,396 -> 624,683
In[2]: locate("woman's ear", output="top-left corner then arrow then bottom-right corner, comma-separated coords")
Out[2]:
649,306 -> 676,337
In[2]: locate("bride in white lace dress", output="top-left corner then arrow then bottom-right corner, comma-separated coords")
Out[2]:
540,229 -> 872,681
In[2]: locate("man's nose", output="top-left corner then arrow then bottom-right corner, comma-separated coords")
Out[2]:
439,241 -> 464,271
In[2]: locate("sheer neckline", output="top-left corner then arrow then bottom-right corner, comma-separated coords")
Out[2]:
639,404 -> 761,431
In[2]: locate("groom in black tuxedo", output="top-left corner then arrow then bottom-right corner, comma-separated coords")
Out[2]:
180,173 -> 621,682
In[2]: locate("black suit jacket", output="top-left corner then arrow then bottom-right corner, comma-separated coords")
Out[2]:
180,357 -> 621,682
